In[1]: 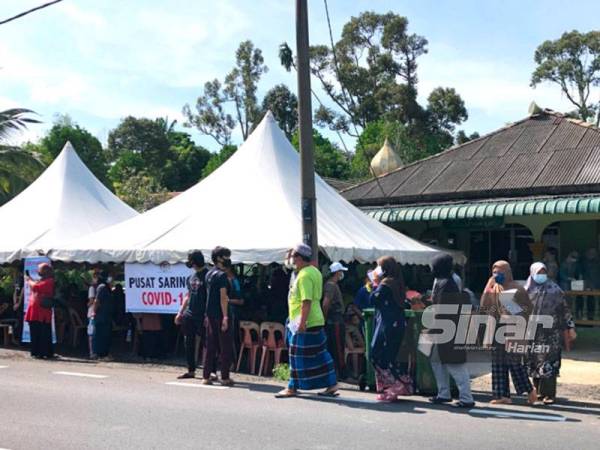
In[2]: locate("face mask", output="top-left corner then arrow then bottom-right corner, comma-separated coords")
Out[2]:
533,273 -> 548,285
494,273 -> 505,285
338,272 -> 345,281
222,258 -> 232,269
107,276 -> 113,284
186,261 -> 193,268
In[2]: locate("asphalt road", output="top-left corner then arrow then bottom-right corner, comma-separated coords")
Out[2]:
1,356 -> 599,450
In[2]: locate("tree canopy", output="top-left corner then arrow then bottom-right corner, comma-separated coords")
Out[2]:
531,30 -> 600,124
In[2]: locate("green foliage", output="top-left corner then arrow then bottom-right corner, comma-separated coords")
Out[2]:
261,84 -> 298,138
0,108 -> 41,141
114,172 -> 170,212
34,120 -> 110,185
455,130 -> 480,145
272,363 -> 290,381
426,87 -> 468,134
201,145 -> 238,178
292,130 -> 350,179
107,116 -> 172,173
184,40 -> 268,145
107,116 -> 211,192
352,120 -> 454,179
281,11 -> 468,148
0,146 -> 45,205
531,30 -> 600,122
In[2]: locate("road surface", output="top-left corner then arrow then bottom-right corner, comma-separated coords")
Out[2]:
1,355 -> 599,449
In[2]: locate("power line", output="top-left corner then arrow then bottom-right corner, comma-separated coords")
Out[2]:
0,0 -> 64,26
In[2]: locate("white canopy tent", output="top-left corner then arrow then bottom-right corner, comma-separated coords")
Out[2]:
0,142 -> 138,263
50,113 -> 463,266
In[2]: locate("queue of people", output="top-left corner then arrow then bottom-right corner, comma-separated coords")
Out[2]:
1,244 -> 579,409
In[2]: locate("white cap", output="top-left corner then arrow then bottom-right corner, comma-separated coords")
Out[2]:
329,262 -> 348,273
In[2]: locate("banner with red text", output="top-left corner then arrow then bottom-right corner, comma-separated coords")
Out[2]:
124,263 -> 193,314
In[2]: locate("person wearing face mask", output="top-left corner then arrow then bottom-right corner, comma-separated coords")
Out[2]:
92,270 -> 114,359
275,244 -> 338,398
369,256 -> 413,402
203,246 -> 235,386
428,254 -> 475,408
480,260 -> 536,404
323,262 -> 349,379
525,262 -> 576,404
175,251 -> 208,379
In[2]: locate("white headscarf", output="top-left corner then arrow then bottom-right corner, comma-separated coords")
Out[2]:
524,261 -> 547,291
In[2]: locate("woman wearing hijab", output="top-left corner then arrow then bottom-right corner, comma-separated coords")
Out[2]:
525,262 -> 576,404
428,254 -> 475,408
369,256 -> 412,402
480,260 -> 537,405
24,263 -> 55,359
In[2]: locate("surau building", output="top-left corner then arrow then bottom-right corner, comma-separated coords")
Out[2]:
342,106 -> 600,325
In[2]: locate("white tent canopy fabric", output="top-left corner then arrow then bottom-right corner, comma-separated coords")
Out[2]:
0,142 -> 138,263
49,113 -> 462,266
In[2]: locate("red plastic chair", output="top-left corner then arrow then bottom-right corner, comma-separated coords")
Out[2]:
258,322 -> 286,376
236,321 -> 260,374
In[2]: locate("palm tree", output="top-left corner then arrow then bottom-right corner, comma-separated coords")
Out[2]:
0,108 -> 41,140
0,108 -> 45,205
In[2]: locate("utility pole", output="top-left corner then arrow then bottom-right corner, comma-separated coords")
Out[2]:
296,0 -> 318,264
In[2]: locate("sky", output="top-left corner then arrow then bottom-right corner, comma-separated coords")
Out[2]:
1,0 -> 599,152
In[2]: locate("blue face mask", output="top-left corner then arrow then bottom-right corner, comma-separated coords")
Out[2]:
494,273 -> 505,285
533,273 -> 548,285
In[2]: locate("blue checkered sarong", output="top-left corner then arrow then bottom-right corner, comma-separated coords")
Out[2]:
288,328 -> 337,390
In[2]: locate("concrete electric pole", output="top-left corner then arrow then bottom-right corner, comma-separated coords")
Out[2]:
295,0 -> 318,264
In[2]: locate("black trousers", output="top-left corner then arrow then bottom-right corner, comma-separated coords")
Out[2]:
183,317 -> 204,373
29,321 -> 53,358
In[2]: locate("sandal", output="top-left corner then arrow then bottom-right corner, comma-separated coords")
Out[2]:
543,397 -> 555,405
376,392 -> 396,403
490,397 -> 512,405
275,388 -> 297,398
527,389 -> 538,405
318,385 -> 339,397
177,372 -> 195,379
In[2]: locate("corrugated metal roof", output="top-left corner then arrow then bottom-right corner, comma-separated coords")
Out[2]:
575,146 -> 600,185
472,124 -> 526,159
424,159 -> 482,194
365,195 -> 600,223
533,147 -> 592,187
493,152 -> 552,189
393,160 -> 452,196
341,111 -> 600,206
457,155 -> 517,192
539,120 -> 587,152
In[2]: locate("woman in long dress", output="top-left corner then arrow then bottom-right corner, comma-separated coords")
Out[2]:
525,262 -> 576,404
370,256 -> 412,402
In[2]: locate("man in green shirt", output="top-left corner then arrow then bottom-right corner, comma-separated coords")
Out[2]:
276,244 -> 338,398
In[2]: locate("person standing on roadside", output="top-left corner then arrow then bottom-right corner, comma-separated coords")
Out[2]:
203,246 -> 235,386
24,263 -> 55,359
275,244 -> 338,398
323,261 -> 348,379
175,251 -> 208,379
92,271 -> 113,359
428,254 -> 475,408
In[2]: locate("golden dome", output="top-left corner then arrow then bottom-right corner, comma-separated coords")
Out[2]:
370,138 -> 403,177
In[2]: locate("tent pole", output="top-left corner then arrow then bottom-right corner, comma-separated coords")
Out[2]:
296,0 -> 318,264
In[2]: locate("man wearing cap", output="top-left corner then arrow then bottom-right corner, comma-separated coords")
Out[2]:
323,261 -> 348,379
276,244 -> 338,398
175,251 -> 208,379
